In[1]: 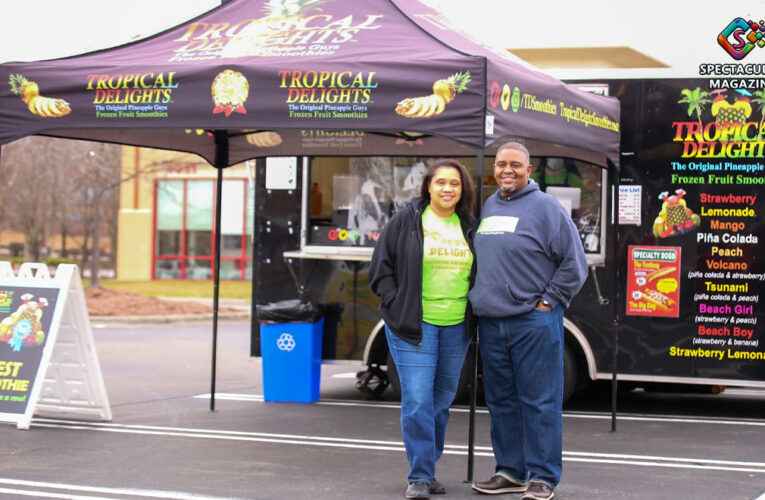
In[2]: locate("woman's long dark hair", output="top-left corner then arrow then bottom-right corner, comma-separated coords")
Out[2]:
419,159 -> 475,217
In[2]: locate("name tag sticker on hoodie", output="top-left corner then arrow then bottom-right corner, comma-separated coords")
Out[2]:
478,216 -> 519,234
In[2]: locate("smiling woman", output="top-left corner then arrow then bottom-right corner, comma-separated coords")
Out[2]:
369,158 -> 476,496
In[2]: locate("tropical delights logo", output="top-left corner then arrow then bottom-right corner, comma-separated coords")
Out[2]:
673,87 -> 765,158
171,0 -> 383,61
85,72 -> 178,119
281,70 -> 377,119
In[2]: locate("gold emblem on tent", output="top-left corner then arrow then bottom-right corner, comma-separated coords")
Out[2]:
395,72 -> 470,119
8,74 -> 71,118
211,70 -> 250,116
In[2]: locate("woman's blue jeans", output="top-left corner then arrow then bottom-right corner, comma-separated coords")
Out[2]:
478,307 -> 564,488
385,322 -> 471,483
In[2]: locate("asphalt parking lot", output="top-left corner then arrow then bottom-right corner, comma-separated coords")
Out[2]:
2,320 -> 765,499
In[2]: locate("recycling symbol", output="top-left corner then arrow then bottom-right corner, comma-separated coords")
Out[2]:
276,333 -> 296,352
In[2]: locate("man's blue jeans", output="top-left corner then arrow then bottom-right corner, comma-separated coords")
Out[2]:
478,307 -> 564,488
385,322 -> 471,483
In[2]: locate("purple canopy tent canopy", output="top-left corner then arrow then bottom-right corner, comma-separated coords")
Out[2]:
0,0 -> 620,164
0,0 -> 621,476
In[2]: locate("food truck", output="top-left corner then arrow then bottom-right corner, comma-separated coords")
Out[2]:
251,73 -> 765,403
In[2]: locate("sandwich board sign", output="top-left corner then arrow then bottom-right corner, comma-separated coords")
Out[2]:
0,262 -> 111,429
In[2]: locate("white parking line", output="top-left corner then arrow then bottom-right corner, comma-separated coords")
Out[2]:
28,418 -> 765,475
0,488 -> 111,500
196,393 -> 765,427
0,478 -> 247,499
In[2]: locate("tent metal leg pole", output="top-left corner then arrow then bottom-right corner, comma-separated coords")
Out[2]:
210,131 -> 228,411
466,338 -> 478,482
610,163 -> 620,432
211,164 -> 223,411
467,149 -> 485,482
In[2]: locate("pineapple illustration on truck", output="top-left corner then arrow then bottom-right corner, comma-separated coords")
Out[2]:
652,188 -> 701,238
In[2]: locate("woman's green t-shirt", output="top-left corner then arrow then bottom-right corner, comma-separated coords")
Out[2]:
421,206 -> 473,325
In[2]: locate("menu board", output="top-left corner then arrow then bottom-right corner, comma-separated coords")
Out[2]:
621,79 -> 765,374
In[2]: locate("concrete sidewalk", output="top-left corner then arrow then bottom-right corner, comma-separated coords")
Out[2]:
90,297 -> 252,325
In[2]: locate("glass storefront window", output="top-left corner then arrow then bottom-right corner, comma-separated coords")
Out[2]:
221,180 -> 245,256
155,259 -> 182,279
154,178 -> 252,280
186,259 -> 212,280
156,231 -> 181,256
186,181 -> 213,256
219,259 -> 243,280
245,178 -> 254,257
156,180 -> 183,255
186,231 -> 212,256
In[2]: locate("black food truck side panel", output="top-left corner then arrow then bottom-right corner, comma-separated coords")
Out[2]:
612,78 -> 765,382
250,158 -> 379,361
251,158 -> 302,356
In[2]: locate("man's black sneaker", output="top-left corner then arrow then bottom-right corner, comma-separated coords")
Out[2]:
428,478 -> 445,494
521,481 -> 554,500
405,481 -> 429,499
471,474 -> 527,494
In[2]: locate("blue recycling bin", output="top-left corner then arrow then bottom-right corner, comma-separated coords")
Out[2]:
260,317 -> 324,403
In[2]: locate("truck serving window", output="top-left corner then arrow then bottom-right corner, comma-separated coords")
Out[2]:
533,157 -> 605,257
481,156 -> 605,261
306,156 -> 429,248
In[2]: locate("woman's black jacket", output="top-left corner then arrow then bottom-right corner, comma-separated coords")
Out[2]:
368,197 -> 477,346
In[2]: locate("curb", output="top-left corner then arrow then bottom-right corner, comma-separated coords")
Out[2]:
90,311 -> 251,325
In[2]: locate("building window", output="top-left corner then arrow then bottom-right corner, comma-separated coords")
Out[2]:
154,178 -> 252,280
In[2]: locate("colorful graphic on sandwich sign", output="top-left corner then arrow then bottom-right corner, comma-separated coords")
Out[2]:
0,286 -> 59,415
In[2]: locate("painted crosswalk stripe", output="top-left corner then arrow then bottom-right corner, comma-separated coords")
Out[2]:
28,417 -> 765,475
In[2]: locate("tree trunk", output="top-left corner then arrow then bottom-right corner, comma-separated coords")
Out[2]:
60,226 -> 67,258
90,189 -> 103,288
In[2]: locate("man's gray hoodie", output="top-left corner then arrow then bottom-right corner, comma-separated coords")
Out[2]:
468,180 -> 588,317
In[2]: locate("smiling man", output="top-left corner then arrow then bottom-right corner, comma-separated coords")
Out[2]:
469,142 -> 588,500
